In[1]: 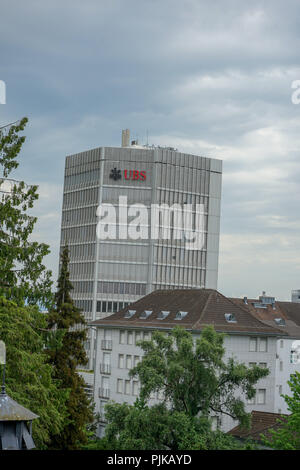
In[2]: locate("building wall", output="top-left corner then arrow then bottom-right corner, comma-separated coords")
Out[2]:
60,145 -> 222,366
274,338 -> 300,414
92,326 -> 278,436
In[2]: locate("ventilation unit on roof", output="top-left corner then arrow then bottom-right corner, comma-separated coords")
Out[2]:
139,310 -> 152,319
275,318 -> 286,326
124,309 -> 136,319
224,313 -> 237,323
157,310 -> 170,320
175,311 -> 188,320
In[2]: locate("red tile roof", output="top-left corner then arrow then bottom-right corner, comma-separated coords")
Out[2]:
228,410 -> 288,441
90,289 -> 284,336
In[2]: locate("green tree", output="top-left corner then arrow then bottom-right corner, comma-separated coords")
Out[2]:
101,326 -> 267,450
103,400 -> 244,450
262,371 -> 300,449
46,245 -> 94,449
0,296 -> 68,449
0,118 -> 52,308
130,326 -> 268,428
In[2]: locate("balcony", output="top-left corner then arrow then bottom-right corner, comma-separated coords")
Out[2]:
98,387 -> 110,399
100,363 -> 111,375
101,340 -> 112,350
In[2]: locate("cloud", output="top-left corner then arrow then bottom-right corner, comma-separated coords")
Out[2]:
1,0 -> 300,300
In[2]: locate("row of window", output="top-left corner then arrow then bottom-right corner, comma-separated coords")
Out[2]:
154,264 -> 205,286
68,243 -> 96,261
249,337 -> 268,352
119,330 -> 151,345
62,206 -> 98,226
116,379 -> 164,399
97,281 -> 147,296
69,262 -> 94,279
154,245 -> 206,268
97,300 -> 130,313
63,187 -> 98,209
118,354 -> 141,369
156,166 -> 210,194
247,389 -> 266,405
61,224 -> 97,243
64,169 -> 100,188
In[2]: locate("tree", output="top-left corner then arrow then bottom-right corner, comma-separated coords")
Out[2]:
129,326 -> 268,428
101,326 -> 267,450
0,118 -> 52,308
46,245 -> 94,449
0,296 -> 68,449
262,371 -> 300,449
102,399 -> 245,450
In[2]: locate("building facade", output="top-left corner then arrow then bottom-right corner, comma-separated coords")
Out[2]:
59,132 -> 222,366
231,293 -> 300,414
89,288 -> 284,437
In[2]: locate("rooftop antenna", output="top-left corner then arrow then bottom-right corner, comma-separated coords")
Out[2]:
146,129 -> 149,147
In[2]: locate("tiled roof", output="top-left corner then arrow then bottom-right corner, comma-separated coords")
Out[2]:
90,289 -> 284,336
228,410 -> 287,441
230,298 -> 300,339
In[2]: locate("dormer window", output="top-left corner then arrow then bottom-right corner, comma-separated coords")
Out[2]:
157,310 -> 170,320
175,311 -> 188,320
275,318 -> 286,326
139,310 -> 152,319
124,309 -> 136,319
225,313 -> 237,323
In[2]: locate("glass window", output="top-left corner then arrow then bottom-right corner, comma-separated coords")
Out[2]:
259,338 -> 267,352
119,331 -> 125,344
133,381 -> 139,396
249,338 -> 257,352
107,302 -> 112,313
125,380 -> 131,395
127,332 -> 133,345
102,301 -> 107,313
117,379 -> 123,394
134,355 -> 140,367
126,355 -> 132,369
118,354 -> 124,368
257,389 -> 266,404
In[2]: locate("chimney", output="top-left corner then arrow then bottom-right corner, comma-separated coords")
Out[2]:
122,129 -> 130,147
243,296 -> 248,304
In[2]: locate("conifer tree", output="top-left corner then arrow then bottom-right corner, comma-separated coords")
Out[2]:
47,245 -> 94,449
0,117 -> 52,308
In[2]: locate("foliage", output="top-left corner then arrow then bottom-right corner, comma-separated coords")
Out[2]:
46,246 -> 94,449
102,400 -> 246,450
0,118 -> 53,308
0,296 -> 68,449
262,371 -> 300,449
130,325 -> 268,428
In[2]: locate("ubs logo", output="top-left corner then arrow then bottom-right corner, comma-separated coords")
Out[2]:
109,168 -> 146,181
109,168 -> 121,181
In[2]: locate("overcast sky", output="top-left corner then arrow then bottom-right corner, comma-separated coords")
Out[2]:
1,0 -> 300,301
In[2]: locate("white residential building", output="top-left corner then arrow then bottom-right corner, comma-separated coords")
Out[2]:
89,288 -> 285,437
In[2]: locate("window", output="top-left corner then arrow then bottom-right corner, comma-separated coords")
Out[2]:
126,355 -> 132,369
133,381 -> 139,396
257,389 -> 266,405
135,332 -> 141,345
259,338 -> 267,352
279,385 -> 282,394
259,363 -> 267,369
143,331 -> 151,341
275,318 -> 285,326
119,331 -> 125,344
249,338 -> 257,352
134,355 -> 140,367
247,396 -> 256,405
280,361 -> 283,371
117,379 -> 123,394
124,310 -> 136,319
125,380 -> 131,395
127,332 -> 133,345
157,310 -> 170,320
118,354 -> 124,369
249,362 -> 256,368
175,311 -> 188,320
224,313 -> 237,323
139,310 -> 152,319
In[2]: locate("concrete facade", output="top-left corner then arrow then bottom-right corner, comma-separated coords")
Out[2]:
60,140 -> 222,366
